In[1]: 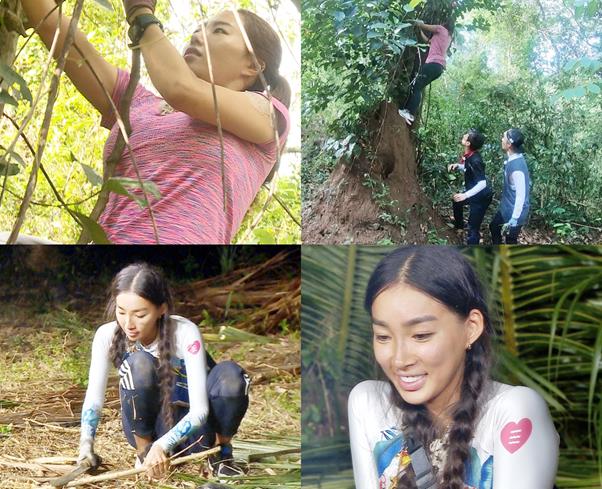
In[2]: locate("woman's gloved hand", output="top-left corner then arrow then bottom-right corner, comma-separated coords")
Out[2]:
122,0 -> 156,22
77,439 -> 102,469
143,443 -> 170,480
501,217 -> 518,236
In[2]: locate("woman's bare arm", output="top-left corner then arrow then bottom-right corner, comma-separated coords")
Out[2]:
132,12 -> 276,144
20,0 -> 118,119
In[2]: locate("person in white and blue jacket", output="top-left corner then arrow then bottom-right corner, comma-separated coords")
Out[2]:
490,128 -> 530,244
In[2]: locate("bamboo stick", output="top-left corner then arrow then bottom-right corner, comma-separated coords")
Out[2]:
64,446 -> 220,487
32,456 -> 78,464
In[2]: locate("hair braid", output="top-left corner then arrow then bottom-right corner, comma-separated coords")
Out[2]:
109,327 -> 127,368
157,315 -> 174,428
441,343 -> 490,488
105,262 -> 176,427
106,291 -> 127,368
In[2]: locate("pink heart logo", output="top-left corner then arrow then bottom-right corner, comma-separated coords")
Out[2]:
500,418 -> 532,454
187,340 -> 201,355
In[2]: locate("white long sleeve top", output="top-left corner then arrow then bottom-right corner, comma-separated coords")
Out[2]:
79,315 -> 209,455
348,380 -> 559,489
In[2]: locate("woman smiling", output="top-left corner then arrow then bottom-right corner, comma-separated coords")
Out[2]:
348,246 -> 559,489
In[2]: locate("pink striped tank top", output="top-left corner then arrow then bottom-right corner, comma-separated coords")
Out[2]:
98,70 -> 290,244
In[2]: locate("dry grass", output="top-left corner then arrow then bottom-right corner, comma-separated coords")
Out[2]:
0,337 -> 300,488
0,258 -> 300,488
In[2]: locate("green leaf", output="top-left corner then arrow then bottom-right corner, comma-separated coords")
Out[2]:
0,90 -> 18,107
0,147 -> 25,167
78,161 -> 103,186
0,162 -> 20,176
559,86 -> 588,99
105,177 -> 161,208
587,83 -> 600,95
0,62 -> 32,104
333,11 -> 345,22
72,212 -> 111,244
112,177 -> 161,199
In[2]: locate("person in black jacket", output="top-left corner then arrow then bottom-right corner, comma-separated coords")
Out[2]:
448,129 -> 493,245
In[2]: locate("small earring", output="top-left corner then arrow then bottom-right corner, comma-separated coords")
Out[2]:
467,343 -> 472,351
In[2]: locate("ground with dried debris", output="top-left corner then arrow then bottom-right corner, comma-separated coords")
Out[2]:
0,257 -> 300,488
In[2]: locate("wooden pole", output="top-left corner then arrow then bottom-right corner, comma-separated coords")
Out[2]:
64,446 -> 220,487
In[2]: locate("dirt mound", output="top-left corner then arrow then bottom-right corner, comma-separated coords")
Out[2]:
303,102 -> 458,244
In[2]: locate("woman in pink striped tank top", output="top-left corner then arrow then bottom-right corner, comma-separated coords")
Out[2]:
20,0 -> 291,244
398,18 -> 453,126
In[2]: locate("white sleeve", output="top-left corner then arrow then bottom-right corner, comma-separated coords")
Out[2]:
349,382 -> 379,489
492,387 -> 559,489
463,180 -> 486,199
156,320 -> 209,452
79,323 -> 114,450
510,171 -> 526,220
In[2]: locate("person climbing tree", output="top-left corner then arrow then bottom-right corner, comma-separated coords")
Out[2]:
398,18 -> 453,126
490,128 -> 531,244
18,0 -> 291,244
448,129 -> 493,245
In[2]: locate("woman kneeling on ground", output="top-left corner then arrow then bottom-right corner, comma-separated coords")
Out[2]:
78,263 -> 250,480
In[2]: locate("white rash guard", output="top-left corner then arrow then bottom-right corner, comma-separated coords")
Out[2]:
348,380 -> 559,489
79,315 -> 209,456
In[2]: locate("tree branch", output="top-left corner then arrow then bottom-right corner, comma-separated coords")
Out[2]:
7,0 -> 85,243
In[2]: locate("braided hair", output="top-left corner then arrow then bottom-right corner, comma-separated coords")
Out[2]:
365,247 -> 495,488
106,263 -> 176,428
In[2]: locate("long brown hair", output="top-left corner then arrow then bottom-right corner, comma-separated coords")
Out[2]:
106,263 -> 176,428
365,247 -> 495,488
238,8 -> 291,109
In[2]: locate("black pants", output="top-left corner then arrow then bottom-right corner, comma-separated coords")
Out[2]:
453,191 -> 493,245
119,350 -> 249,454
405,62 -> 444,116
490,210 -> 522,244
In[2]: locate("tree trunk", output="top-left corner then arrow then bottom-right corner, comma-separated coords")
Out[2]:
303,102 -> 457,244
0,0 -> 23,117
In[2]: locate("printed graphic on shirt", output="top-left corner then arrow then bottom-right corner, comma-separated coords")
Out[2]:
81,407 -> 100,439
187,340 -> 201,355
243,372 -> 251,396
464,448 -> 493,489
373,428 -> 411,489
373,428 -> 495,489
162,417 -> 194,447
501,418 -> 532,453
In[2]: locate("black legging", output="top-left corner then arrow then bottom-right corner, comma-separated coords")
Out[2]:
453,190 -> 493,245
405,62 -> 444,116
119,350 -> 249,454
